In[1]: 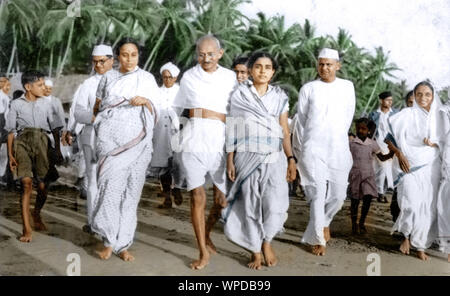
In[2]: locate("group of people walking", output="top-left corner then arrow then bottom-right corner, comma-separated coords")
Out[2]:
0,34 -> 448,271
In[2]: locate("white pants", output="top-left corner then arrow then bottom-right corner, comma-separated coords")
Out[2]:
82,144 -> 97,226
302,180 -> 347,246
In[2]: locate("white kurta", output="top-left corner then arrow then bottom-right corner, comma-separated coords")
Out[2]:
389,99 -> 442,251
172,64 -> 236,193
149,83 -> 180,170
70,73 -> 104,225
373,108 -> 394,194
295,77 -> 355,246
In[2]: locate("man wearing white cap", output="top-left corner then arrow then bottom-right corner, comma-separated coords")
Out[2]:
63,44 -> 114,232
293,48 -> 355,256
147,62 -> 183,208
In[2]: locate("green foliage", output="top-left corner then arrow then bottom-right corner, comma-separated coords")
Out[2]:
0,0 -> 418,115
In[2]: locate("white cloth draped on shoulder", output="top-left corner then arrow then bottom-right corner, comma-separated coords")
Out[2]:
91,67 -> 159,254
222,82 -> 289,253
388,93 -> 443,251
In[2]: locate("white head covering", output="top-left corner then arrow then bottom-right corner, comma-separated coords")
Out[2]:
92,44 -> 113,56
44,79 -> 53,87
318,48 -> 339,60
160,62 -> 180,77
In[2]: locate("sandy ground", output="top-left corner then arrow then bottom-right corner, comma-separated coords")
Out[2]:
0,164 -> 449,276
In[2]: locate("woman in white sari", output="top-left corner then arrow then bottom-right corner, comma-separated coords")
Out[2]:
91,38 -> 160,261
386,81 -> 442,261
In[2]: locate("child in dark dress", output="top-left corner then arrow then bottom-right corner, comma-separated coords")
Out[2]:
349,118 -> 394,234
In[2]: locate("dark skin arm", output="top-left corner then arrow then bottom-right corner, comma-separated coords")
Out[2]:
375,150 -> 395,162
385,139 -> 410,173
7,132 -> 17,172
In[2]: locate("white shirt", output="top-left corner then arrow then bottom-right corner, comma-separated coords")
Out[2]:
375,107 -> 394,153
0,91 -> 10,116
296,77 -> 356,185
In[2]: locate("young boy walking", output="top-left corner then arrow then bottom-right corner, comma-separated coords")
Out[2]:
5,70 -> 62,242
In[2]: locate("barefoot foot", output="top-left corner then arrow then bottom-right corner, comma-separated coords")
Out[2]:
119,250 -> 135,262
262,242 -> 278,267
19,232 -> 32,243
248,252 -> 263,270
417,251 -> 428,261
312,245 -> 326,256
190,251 -> 210,270
324,227 -> 331,242
32,213 -> 47,231
399,238 -> 410,255
96,246 -> 113,260
205,236 -> 217,255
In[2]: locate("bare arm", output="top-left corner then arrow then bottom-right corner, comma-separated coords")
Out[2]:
280,112 -> 297,182
227,152 -> 235,182
376,150 -> 395,162
7,132 -> 17,172
385,139 -> 410,173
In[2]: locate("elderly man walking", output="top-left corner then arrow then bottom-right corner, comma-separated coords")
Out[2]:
172,35 -> 237,269
294,48 -> 355,256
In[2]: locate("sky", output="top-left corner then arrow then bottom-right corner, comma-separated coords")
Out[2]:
239,0 -> 450,92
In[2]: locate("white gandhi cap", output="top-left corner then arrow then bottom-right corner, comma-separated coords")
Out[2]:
160,62 -> 180,77
92,44 -> 113,56
318,48 -> 339,60
44,79 -> 53,87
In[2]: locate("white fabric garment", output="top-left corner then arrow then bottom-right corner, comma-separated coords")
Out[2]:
42,95 -> 66,130
437,102 -> 450,254
373,108 -> 394,194
302,180 -> 347,246
149,84 -> 180,168
91,67 -> 159,254
0,91 -> 9,115
172,64 -> 236,114
389,93 -> 443,250
69,72 -> 105,224
295,77 -> 355,246
160,62 -> 180,77
172,63 -> 236,193
295,78 -> 355,186
223,82 -> 289,252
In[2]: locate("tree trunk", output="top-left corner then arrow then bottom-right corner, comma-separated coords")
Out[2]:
49,46 -> 54,78
6,25 -> 17,77
57,19 -> 75,78
143,21 -> 170,71
361,75 -> 380,116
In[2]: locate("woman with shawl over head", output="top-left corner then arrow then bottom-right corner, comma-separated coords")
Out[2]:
385,81 -> 442,261
91,38 -> 160,261
223,52 -> 297,270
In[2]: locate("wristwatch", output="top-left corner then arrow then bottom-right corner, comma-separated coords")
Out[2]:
287,155 -> 297,163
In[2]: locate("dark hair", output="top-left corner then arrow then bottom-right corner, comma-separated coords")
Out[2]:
247,52 -> 279,72
367,119 -> 376,138
404,90 -> 414,102
12,90 -> 24,100
115,37 -> 141,57
413,81 -> 434,97
356,117 -> 370,127
21,70 -> 45,88
231,56 -> 249,69
378,91 -> 392,100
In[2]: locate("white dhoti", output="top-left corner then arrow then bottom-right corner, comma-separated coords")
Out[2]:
173,118 -> 227,193
0,143 -> 7,177
374,157 -> 394,194
81,143 -> 97,225
437,177 -> 450,254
